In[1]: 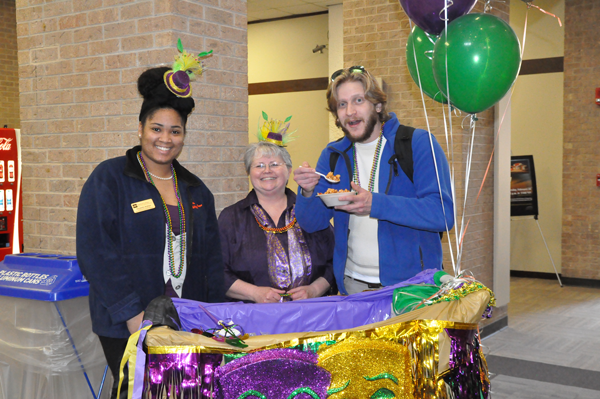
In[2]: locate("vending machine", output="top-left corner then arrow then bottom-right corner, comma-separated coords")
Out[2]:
0,128 -> 23,260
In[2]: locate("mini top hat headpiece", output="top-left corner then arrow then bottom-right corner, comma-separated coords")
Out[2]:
256,111 -> 297,147
163,38 -> 213,98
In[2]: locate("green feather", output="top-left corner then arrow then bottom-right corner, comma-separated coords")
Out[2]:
177,38 -> 183,52
284,115 -> 292,122
262,111 -> 268,121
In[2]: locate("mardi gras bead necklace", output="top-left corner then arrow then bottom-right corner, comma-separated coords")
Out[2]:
353,122 -> 385,192
137,151 -> 186,278
254,214 -> 296,234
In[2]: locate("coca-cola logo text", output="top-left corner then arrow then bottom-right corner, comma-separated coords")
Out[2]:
0,138 -> 12,151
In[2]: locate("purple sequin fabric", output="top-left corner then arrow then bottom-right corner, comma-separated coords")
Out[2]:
251,204 -> 312,292
146,352 -> 222,399
215,349 -> 330,399
444,328 -> 489,399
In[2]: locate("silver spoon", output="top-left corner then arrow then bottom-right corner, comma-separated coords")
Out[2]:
315,171 -> 340,183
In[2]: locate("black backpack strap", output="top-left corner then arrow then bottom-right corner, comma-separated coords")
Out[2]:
385,124 -> 415,194
394,124 -> 416,183
329,152 -> 340,176
329,141 -> 353,180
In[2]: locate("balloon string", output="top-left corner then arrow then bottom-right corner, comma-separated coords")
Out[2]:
438,0 -> 454,22
472,20 -> 522,206
457,3 -> 530,247
526,2 -> 562,27
424,114 -> 456,278
424,32 -> 437,48
483,0 -> 493,13
458,86 -> 512,254
409,17 -> 458,275
514,7 -> 528,78
441,0 -> 460,276
459,218 -> 470,249
454,116 -> 476,272
442,103 -> 460,272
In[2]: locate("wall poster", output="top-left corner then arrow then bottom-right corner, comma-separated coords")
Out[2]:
510,155 -> 539,217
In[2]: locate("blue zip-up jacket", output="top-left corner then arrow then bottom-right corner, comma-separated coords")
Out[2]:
76,146 -> 224,338
296,113 -> 454,294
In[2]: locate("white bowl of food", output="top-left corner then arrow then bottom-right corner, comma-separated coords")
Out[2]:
317,189 -> 357,207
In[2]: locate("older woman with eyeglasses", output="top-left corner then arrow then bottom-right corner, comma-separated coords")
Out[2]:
218,141 -> 335,303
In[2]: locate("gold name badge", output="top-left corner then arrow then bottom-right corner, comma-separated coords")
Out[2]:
131,199 -> 155,213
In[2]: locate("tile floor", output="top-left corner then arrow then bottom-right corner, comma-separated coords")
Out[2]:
482,277 -> 600,398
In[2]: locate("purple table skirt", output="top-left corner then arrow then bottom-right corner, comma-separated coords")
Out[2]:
173,269 -> 437,336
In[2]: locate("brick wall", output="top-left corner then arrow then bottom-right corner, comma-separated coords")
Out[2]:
562,0 -> 600,280
0,0 -> 20,129
16,0 -> 248,255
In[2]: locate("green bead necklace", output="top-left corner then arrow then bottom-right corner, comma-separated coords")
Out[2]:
137,151 -> 186,278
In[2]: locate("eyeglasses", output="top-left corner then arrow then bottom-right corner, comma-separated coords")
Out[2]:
330,65 -> 366,82
252,161 -> 285,170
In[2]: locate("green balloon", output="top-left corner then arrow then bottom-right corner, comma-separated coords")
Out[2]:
432,13 -> 521,114
406,26 -> 447,103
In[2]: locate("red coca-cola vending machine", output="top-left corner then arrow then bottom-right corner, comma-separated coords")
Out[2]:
0,128 -> 23,260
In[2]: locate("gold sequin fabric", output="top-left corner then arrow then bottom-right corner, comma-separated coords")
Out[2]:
318,337 -> 415,398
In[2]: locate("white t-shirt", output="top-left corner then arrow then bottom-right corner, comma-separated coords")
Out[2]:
345,136 -> 387,283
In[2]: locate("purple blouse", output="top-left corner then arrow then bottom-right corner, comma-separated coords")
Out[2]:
218,189 -> 336,300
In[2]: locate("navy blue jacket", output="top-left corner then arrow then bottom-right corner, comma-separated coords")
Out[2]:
76,146 -> 224,338
296,113 -> 454,294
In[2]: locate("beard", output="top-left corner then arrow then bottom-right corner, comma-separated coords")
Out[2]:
341,111 -> 379,143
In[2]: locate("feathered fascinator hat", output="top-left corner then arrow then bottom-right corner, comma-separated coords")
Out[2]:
164,38 -> 213,98
256,111 -> 297,147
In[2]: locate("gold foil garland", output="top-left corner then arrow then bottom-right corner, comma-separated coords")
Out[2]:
144,320 -> 488,399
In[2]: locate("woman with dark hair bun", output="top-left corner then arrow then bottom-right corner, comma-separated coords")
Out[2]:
76,43 -> 223,399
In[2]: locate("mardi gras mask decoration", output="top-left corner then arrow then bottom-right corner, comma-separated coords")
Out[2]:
318,338 -> 415,399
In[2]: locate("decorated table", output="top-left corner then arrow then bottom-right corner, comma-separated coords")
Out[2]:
118,270 -> 494,399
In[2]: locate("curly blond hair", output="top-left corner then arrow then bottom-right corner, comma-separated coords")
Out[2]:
326,68 -> 390,127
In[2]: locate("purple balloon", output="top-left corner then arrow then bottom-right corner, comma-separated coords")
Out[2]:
399,0 -> 478,35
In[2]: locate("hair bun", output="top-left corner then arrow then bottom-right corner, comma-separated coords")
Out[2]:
137,67 -> 170,99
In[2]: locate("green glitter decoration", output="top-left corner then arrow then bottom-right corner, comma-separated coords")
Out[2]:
364,373 -> 399,385
238,390 -> 267,399
327,380 -> 350,395
370,387 -> 396,399
287,387 -> 320,398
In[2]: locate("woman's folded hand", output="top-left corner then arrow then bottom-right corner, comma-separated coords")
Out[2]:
288,277 -> 331,301
253,286 -> 286,303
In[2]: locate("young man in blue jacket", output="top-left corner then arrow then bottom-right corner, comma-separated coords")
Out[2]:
293,66 -> 454,295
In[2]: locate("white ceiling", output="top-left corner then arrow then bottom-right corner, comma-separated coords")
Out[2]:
247,0 -> 341,22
